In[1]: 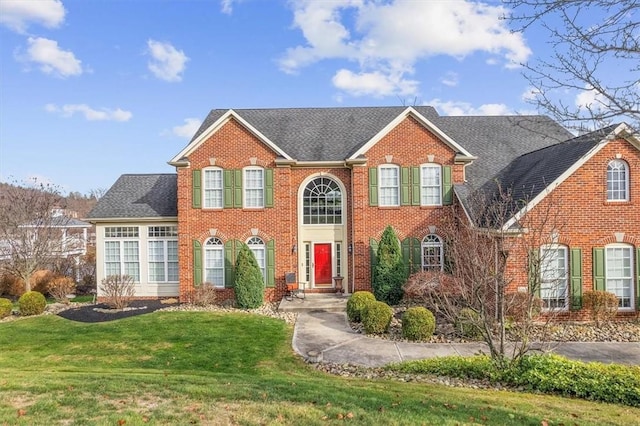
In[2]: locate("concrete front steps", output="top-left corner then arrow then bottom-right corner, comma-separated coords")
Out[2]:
278,292 -> 348,313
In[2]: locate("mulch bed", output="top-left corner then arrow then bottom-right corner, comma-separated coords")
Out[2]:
57,300 -> 173,323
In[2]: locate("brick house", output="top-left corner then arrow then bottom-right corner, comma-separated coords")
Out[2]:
87,106 -> 639,316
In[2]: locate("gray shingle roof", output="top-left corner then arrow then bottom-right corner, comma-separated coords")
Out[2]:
191,106 -> 440,161
87,174 -> 177,220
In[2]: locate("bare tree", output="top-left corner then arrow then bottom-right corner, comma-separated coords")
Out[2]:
405,186 -> 567,367
0,180 -> 70,292
505,1 -> 640,130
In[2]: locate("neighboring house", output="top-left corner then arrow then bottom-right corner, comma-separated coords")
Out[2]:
87,106 -> 639,317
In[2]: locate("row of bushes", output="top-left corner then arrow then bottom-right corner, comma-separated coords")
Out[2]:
387,354 -> 640,407
1,271 -> 79,301
347,291 -> 436,340
0,291 -> 48,319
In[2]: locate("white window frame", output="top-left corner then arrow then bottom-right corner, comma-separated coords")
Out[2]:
147,226 -> 178,283
104,226 -> 140,282
247,236 -> 266,283
421,234 -> 443,271
203,167 -> 223,209
605,243 -> 635,311
302,176 -> 343,225
244,167 -> 264,208
204,237 -> 225,288
607,159 -> 629,202
421,164 -> 442,206
539,245 -> 569,311
378,165 -> 400,207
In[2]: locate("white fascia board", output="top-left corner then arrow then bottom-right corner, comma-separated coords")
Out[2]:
501,133 -> 615,231
348,106 -> 475,160
168,110 -> 293,165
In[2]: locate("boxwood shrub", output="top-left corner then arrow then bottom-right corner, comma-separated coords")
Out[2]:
0,297 -> 13,319
18,291 -> 46,316
401,306 -> 435,341
362,301 -> 393,334
347,291 -> 376,322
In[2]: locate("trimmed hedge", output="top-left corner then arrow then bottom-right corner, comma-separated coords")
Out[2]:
18,291 -> 46,316
387,354 -> 640,407
362,301 -> 393,334
0,297 -> 12,319
401,307 -> 435,341
347,291 -> 376,322
234,244 -> 264,309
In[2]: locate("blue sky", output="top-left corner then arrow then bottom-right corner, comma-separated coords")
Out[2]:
0,0 -> 599,196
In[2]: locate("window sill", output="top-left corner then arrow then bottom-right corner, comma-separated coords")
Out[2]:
376,205 -> 401,210
604,200 -> 632,205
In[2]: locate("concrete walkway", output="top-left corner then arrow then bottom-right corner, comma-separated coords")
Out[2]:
292,310 -> 640,367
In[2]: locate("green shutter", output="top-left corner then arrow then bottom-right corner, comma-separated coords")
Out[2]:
368,168 -> 378,206
636,248 -> 640,310
401,167 -> 410,206
411,167 -> 420,206
192,169 -> 202,209
593,248 -> 605,291
370,238 -> 379,282
442,165 -> 453,205
266,239 -> 275,288
223,169 -> 233,208
224,240 -> 235,288
570,248 -> 583,311
411,237 -> 421,274
528,249 -> 540,297
193,240 -> 202,286
401,238 -> 411,276
265,168 -> 274,208
233,170 -> 243,208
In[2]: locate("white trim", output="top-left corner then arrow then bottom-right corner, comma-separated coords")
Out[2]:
605,243 -> 635,312
501,123 -> 639,231
348,107 -> 475,160
420,163 -> 442,206
243,166 -> 265,208
168,109 -> 292,165
202,166 -> 224,209
606,159 -> 630,202
378,164 -> 400,207
539,244 -> 569,312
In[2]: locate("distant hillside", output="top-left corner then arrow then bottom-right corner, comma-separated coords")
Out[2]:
0,182 -> 98,219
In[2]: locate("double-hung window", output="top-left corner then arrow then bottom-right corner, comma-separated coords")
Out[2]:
204,237 -> 225,288
606,244 -> 634,309
421,164 -> 442,206
203,168 -> 223,208
539,246 -> 568,310
607,160 -> 629,201
104,226 -> 140,281
379,165 -> 399,206
148,226 -> 178,282
244,167 -> 264,208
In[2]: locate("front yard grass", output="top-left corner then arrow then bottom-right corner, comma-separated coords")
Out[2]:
1,311 -> 638,425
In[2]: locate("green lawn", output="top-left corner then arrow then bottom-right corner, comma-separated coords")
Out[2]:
1,311 -> 638,425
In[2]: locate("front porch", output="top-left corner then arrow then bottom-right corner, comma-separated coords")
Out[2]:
278,292 -> 348,313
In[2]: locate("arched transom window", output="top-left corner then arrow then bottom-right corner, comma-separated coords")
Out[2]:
204,237 -> 224,288
421,234 -> 443,271
303,177 -> 342,224
247,236 -> 266,282
607,160 -> 629,201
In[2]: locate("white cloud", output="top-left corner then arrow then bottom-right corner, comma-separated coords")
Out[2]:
427,98 -> 512,116
220,0 -> 243,14
332,68 -> 417,97
0,0 -> 65,33
21,37 -> 83,77
575,86 -> 606,112
521,86 -> 540,102
147,40 -> 189,82
172,118 -> 201,138
440,72 -> 459,87
45,104 -> 132,121
278,0 -> 530,98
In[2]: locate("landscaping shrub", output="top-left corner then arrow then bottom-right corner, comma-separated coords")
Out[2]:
190,282 -> 218,306
347,291 -> 376,322
100,275 -> 135,309
0,298 -> 13,319
18,291 -> 46,316
234,243 -> 264,309
372,226 -> 405,305
504,292 -> 542,322
454,307 -> 482,339
31,270 -> 55,294
389,355 -> 495,381
0,273 -> 24,297
362,301 -> 393,334
401,306 -> 436,341
47,276 -> 76,304
583,290 -> 619,326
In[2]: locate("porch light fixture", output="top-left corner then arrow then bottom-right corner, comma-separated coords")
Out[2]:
292,244 -> 297,254
348,243 -> 353,254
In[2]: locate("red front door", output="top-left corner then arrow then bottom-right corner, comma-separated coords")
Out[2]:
314,243 -> 332,285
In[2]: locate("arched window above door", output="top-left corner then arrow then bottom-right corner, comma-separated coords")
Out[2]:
303,177 -> 342,224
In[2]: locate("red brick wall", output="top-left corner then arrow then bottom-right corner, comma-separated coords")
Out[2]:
503,138 -> 640,318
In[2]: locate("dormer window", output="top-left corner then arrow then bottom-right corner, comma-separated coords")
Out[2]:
607,159 -> 629,201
